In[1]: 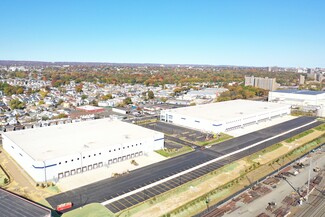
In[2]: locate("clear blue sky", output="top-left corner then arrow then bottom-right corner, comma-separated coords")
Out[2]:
1,0 -> 324,67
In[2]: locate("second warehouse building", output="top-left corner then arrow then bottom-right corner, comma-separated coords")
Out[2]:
160,99 -> 291,133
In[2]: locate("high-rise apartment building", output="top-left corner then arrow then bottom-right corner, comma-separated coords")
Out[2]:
244,76 -> 277,91
299,75 -> 305,85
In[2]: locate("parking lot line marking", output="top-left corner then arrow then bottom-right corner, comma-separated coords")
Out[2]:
155,185 -> 166,192
115,200 -> 128,209
168,178 -> 179,186
108,202 -> 122,211
161,182 -> 172,189
129,195 -> 141,203
184,174 -> 195,181
119,198 -> 133,207
135,193 -> 145,200
124,198 -> 136,206
148,188 -> 161,195
192,170 -> 204,176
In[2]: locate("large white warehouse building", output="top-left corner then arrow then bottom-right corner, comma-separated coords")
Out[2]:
268,89 -> 325,116
160,100 -> 290,133
2,119 -> 164,182
268,89 -> 325,106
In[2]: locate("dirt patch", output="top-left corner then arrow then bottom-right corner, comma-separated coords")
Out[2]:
254,130 -> 324,165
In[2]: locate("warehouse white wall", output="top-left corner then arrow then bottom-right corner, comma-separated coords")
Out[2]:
2,134 -> 45,182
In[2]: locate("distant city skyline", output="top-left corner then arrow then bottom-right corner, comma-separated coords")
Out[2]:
1,0 -> 324,68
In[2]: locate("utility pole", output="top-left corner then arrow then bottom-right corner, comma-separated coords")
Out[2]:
306,158 -> 312,202
205,197 -> 210,212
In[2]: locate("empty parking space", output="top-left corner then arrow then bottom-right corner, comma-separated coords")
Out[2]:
105,152 -> 252,213
0,189 -> 51,217
143,121 -> 212,143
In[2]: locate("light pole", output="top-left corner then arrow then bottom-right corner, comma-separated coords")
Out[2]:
306,158 -> 312,202
205,197 -> 210,212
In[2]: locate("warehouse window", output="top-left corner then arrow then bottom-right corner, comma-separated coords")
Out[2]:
127,146 -> 129,148
59,162 -> 61,165
99,153 -> 101,155
11,146 -> 14,149
77,158 -> 80,160
83,156 -> 85,159
114,149 -> 116,151
109,150 -> 111,152
140,143 -> 142,145
94,154 -> 96,156
71,159 -> 73,162
123,147 -> 125,149
118,148 -> 120,150
88,155 -> 91,157
132,145 -> 133,147
65,161 -> 67,163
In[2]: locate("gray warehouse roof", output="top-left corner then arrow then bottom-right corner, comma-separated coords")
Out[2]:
3,119 -> 163,161
273,89 -> 325,95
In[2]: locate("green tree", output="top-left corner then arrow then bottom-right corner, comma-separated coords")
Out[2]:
101,94 -> 113,100
42,116 -> 49,121
123,97 -> 133,105
148,90 -> 155,99
91,99 -> 98,106
53,113 -> 68,119
57,99 -> 64,106
9,99 -> 25,110
160,97 -> 168,103
39,90 -> 48,99
81,94 -> 88,100
16,87 -> 24,94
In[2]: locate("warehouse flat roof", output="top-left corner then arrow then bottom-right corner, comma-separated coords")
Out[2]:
164,100 -> 290,123
3,119 -> 163,161
273,89 -> 325,95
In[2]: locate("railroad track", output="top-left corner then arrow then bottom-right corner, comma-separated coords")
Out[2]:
296,174 -> 325,217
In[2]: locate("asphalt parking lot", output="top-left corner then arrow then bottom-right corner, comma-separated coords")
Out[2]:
105,157 -> 230,213
46,117 -> 321,213
0,188 -> 51,217
142,121 -> 212,143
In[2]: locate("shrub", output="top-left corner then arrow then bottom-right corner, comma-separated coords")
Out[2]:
3,178 -> 9,184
